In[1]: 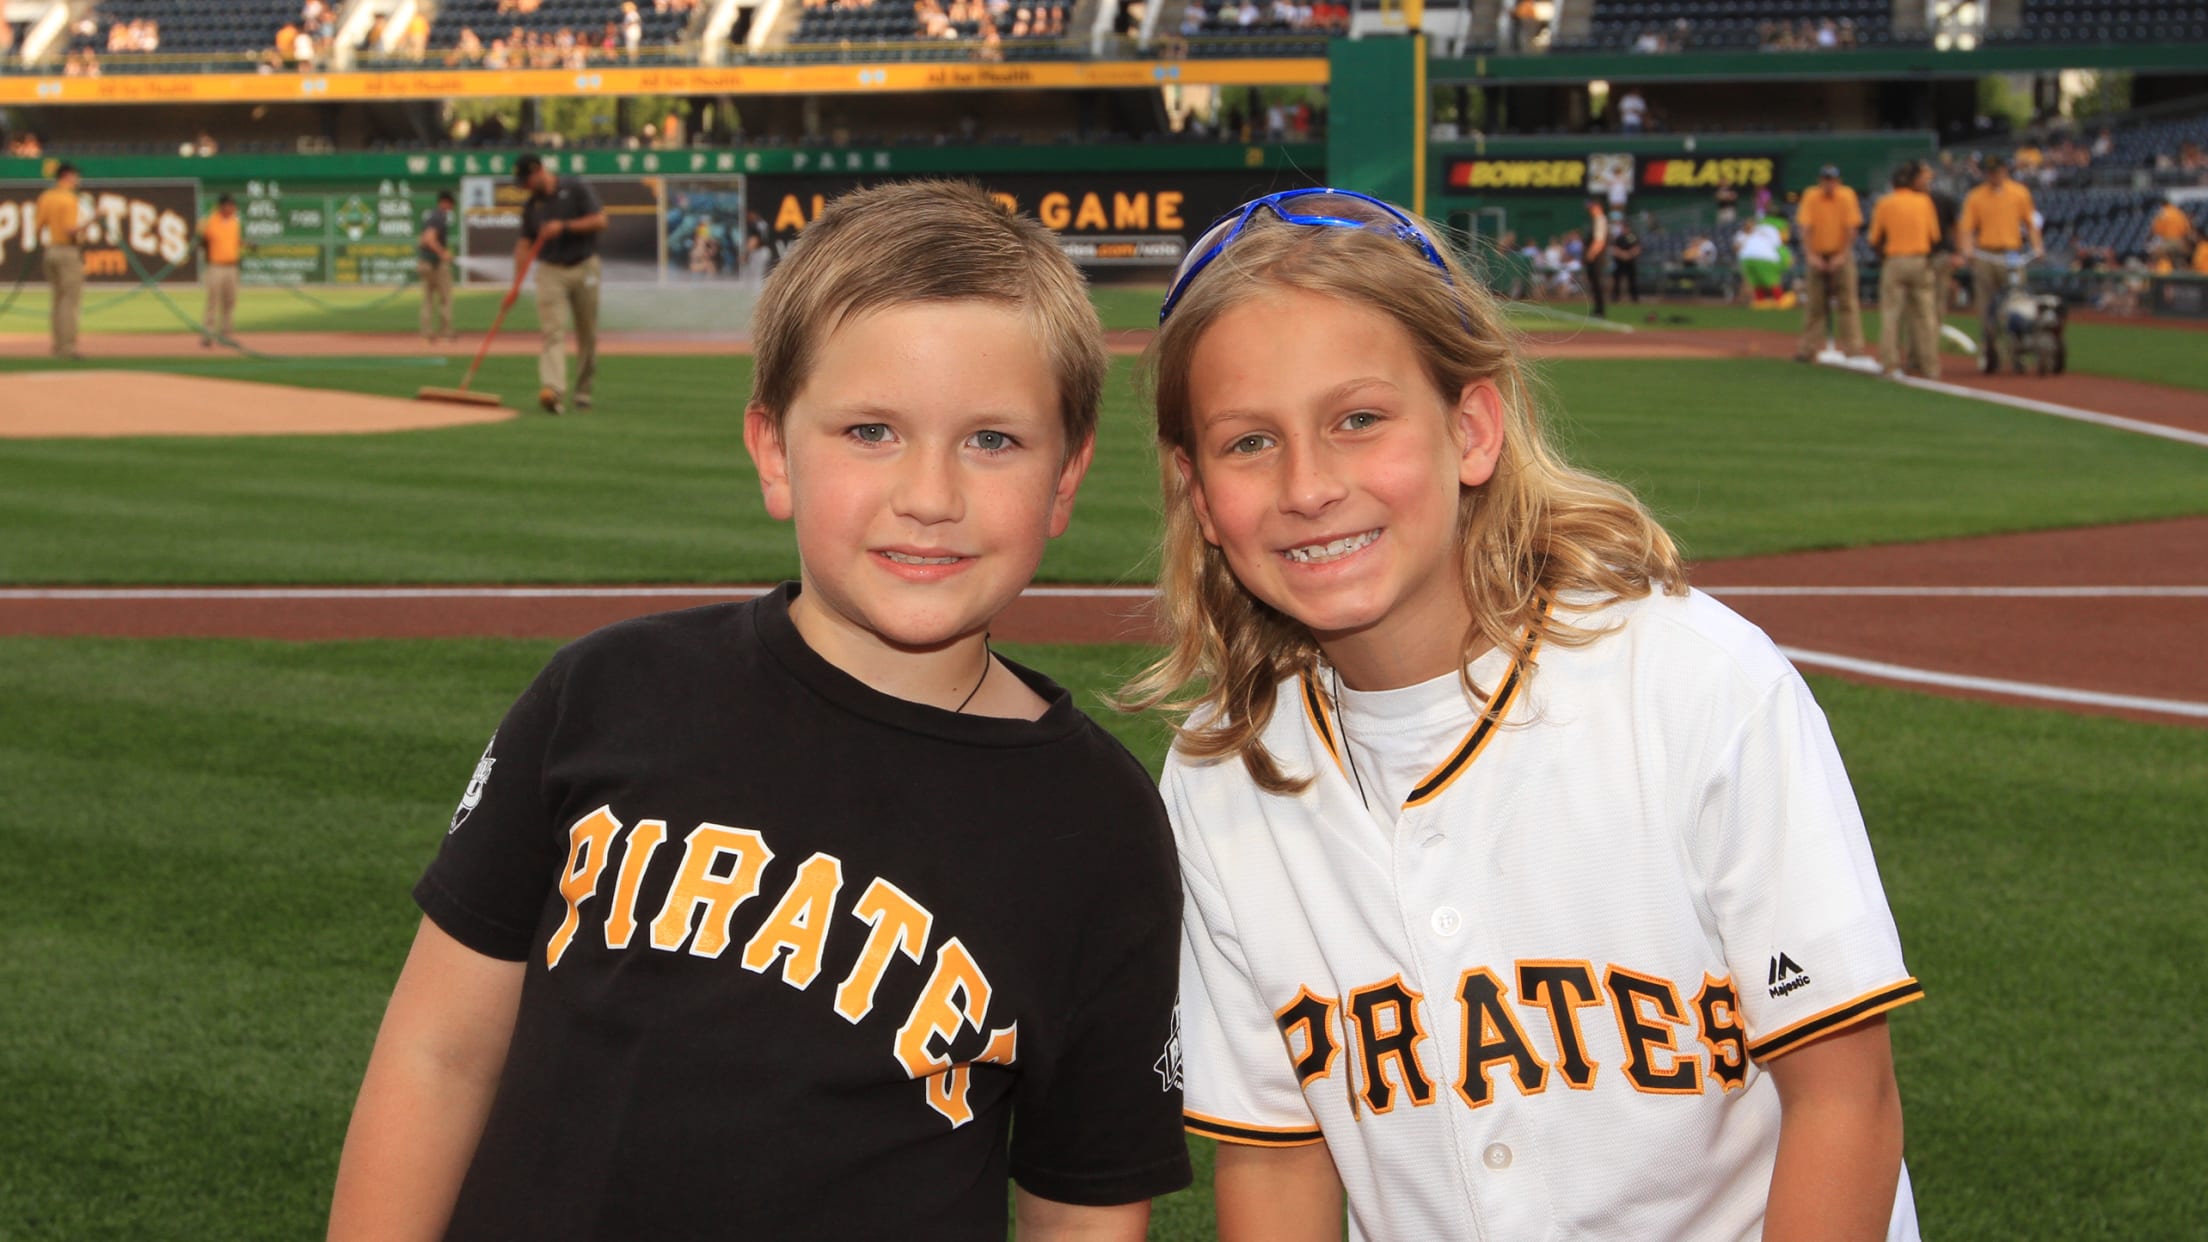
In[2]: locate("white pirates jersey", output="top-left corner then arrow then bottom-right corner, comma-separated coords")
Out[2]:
1167,588 -> 1922,1242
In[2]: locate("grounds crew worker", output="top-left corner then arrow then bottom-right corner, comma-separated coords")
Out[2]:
35,162 -> 84,360
515,154 -> 606,414
1869,160 -> 1941,379
419,189 -> 456,342
1957,154 -> 2043,360
197,193 -> 245,348
1794,163 -> 1866,361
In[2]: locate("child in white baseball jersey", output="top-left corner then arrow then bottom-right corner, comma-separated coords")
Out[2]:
1126,189 -> 1922,1241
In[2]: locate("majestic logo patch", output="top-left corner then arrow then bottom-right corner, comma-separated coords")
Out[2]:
1767,952 -> 1811,999
1155,1000 -> 1184,1093
451,734 -> 497,833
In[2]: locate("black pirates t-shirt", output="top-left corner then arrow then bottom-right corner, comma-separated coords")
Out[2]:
417,584 -> 1190,1240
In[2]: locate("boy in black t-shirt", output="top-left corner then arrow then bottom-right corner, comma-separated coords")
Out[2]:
330,180 -> 1191,1241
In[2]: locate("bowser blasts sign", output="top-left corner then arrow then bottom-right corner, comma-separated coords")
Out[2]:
0,179 -> 200,285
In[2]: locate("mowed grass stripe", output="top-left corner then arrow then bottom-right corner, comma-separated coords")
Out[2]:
2,636 -> 2203,1239
3,355 -> 2204,585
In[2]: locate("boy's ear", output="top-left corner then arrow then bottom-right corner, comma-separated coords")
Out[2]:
1047,433 -> 1098,539
1174,448 -> 1221,547
743,404 -> 794,522
1454,380 -> 1506,489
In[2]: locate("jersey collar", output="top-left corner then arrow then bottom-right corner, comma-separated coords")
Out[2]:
1298,608 -> 1546,812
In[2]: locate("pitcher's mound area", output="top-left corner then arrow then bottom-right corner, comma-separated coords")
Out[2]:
1,371 -> 517,438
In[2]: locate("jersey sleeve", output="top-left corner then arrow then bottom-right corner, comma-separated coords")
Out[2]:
1698,673 -> 1921,1062
573,179 -> 603,216
412,657 -> 570,961
1006,775 -> 1192,1206
1164,761 -> 1327,1147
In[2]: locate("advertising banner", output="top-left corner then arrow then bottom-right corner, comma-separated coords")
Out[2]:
746,169 -> 1318,273
230,178 -> 443,285
0,178 -> 199,284
1444,153 -> 1782,197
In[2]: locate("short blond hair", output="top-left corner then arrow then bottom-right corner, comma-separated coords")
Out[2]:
1122,198 -> 1687,794
747,179 -> 1106,454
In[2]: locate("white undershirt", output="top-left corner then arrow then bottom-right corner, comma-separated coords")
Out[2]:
1331,645 -> 1515,833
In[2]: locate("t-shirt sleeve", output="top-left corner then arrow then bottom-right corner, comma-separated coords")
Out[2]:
412,657 -> 569,961
573,179 -> 603,216
1006,778 -> 1192,1206
1165,762 -> 1326,1148
1698,673 -> 1921,1062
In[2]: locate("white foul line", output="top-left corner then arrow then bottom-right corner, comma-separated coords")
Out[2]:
1781,646 -> 2208,720
1888,375 -> 2208,448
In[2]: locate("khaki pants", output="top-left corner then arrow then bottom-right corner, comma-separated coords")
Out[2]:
1797,254 -> 1864,358
534,255 -> 600,401
1971,254 -> 2016,345
419,259 -> 453,338
203,264 -> 239,342
44,244 -> 84,358
1878,255 -> 1939,376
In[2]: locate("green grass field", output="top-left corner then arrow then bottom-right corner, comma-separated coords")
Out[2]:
0,281 -> 1171,337
3,353 -> 2204,584
3,293 -> 2205,1239
1,637 -> 2201,1240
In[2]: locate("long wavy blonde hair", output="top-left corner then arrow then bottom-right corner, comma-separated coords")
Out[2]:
1120,197 -> 1687,793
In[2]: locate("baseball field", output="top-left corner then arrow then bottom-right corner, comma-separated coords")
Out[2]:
2,287 -> 2204,1239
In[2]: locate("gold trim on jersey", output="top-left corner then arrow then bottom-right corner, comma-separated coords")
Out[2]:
1184,1110 -> 1328,1147
1749,978 -> 1925,1061
1298,608 -> 1547,812
1299,674 -> 1349,781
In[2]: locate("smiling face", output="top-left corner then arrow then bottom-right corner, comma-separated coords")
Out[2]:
1178,286 -> 1503,690
745,299 -> 1090,689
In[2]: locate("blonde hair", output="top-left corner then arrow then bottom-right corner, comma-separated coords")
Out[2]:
1122,199 -> 1687,794
747,178 -> 1106,454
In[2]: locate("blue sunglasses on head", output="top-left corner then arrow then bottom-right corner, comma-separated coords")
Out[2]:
1157,187 -> 1455,325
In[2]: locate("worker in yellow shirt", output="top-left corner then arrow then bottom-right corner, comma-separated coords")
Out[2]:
2193,234 -> 2208,276
34,162 -> 85,360
1957,154 -> 2043,366
197,193 -> 245,347
1794,163 -> 1866,361
1868,160 -> 1942,379
2150,200 -> 2192,266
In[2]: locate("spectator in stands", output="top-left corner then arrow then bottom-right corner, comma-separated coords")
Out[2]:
1713,176 -> 1739,233
1795,164 -> 1865,360
2090,128 -> 2114,160
2151,199 -> 2194,267
0,17 -> 13,56
622,3 -> 644,58
1617,87 -> 1647,134
2193,232 -> 2208,276
37,163 -> 85,360
197,195 -> 246,348
293,26 -> 318,70
1870,161 -> 1941,379
1957,154 -> 2042,352
1508,0 -> 1540,52
407,10 -> 431,59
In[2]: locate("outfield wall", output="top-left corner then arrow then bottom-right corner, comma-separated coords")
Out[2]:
0,130 -> 1940,290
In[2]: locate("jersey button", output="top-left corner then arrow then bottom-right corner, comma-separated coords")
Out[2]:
1483,1143 -> 1512,1170
1431,906 -> 1462,937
